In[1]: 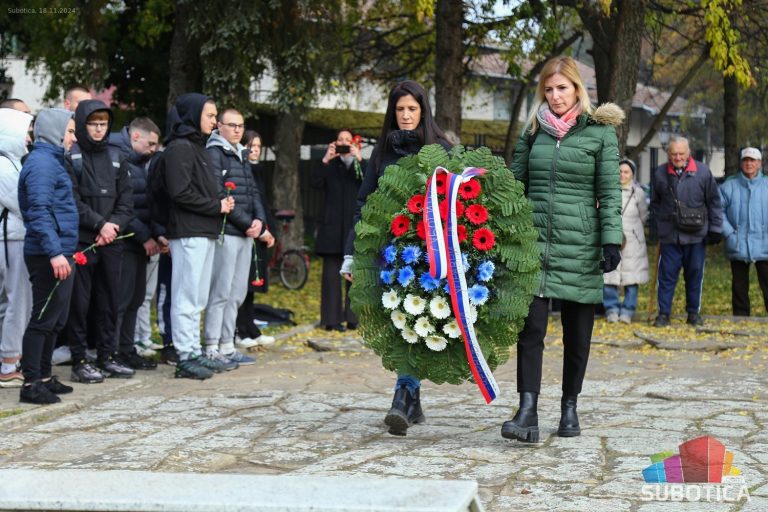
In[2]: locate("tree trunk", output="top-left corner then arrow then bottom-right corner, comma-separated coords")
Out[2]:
434,0 -> 464,138
273,108 -> 306,249
723,74 -> 739,177
579,0 -> 648,153
166,0 -> 202,109
503,79 -> 527,165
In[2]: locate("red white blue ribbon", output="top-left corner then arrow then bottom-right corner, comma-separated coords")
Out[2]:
424,166 -> 499,404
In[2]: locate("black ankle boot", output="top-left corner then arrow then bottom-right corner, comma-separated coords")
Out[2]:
501,391 -> 540,443
557,395 -> 581,437
384,385 -> 425,436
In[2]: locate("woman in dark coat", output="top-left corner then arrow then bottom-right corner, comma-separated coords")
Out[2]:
311,129 -> 363,331
341,80 -> 451,436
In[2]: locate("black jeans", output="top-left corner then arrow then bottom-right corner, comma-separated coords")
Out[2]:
65,242 -> 123,363
21,255 -> 75,382
517,297 -> 595,396
731,260 -> 768,316
115,249 -> 148,355
156,253 -> 173,346
319,254 -> 357,327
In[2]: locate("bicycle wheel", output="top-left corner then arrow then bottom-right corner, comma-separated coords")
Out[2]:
280,249 -> 309,290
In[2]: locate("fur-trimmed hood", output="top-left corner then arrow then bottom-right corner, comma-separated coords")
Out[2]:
590,102 -> 625,127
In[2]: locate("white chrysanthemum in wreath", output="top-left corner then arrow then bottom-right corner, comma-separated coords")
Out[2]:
382,290 -> 401,310
390,310 -> 407,329
403,294 -> 426,316
442,319 -> 461,339
402,327 -> 419,344
413,316 -> 435,337
429,296 -> 451,319
425,335 -> 448,352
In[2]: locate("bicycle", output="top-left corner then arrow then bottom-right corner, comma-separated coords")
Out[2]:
267,210 -> 310,290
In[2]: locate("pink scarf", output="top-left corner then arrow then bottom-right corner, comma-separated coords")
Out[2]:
536,101 -> 582,140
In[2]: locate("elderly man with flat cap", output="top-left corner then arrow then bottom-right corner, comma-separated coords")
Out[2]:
720,147 -> 768,316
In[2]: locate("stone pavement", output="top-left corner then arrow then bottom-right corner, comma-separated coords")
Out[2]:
1,316 -> 767,511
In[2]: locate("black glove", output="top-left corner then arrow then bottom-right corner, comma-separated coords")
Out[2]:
601,244 -> 621,273
706,232 -> 722,245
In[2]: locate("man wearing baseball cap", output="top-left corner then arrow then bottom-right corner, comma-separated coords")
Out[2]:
719,147 -> 768,315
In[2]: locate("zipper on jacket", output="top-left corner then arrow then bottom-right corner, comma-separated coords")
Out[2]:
539,137 -> 562,296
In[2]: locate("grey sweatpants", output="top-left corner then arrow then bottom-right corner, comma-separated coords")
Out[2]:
0,241 -> 32,359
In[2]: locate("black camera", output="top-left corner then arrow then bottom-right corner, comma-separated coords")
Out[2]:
335,144 -> 350,154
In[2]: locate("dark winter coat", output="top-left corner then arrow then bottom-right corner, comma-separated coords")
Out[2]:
345,130 -> 451,255
512,103 -> 624,304
69,100 -> 133,246
650,158 -> 723,245
112,127 -> 159,254
206,131 -> 266,237
19,140 -> 79,258
163,93 -> 221,240
311,157 -> 363,255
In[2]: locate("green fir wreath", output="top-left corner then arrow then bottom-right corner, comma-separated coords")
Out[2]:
349,144 -> 541,385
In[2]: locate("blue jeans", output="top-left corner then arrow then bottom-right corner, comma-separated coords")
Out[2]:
603,284 -> 639,318
395,374 -> 420,394
657,242 -> 706,315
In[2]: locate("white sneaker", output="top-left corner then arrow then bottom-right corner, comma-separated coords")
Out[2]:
253,319 -> 268,327
235,336 -> 259,349
51,346 -> 72,365
254,335 -> 276,346
136,339 -> 163,351
619,314 -> 632,324
606,312 -> 619,323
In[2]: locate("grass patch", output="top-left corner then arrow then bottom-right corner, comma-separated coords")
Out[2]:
0,408 -> 25,420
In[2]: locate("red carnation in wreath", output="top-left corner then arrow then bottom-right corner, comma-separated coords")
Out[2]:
391,215 -> 411,237
439,199 -> 465,221
416,220 -> 427,240
407,194 -> 425,214
472,227 -> 496,251
459,178 -> 481,200
464,204 -> 489,225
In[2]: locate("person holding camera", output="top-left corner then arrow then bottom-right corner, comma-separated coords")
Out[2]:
311,130 -> 364,331
650,136 -> 723,327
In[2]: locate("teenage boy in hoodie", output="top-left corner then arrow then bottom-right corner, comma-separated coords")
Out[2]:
18,108 -> 78,404
0,107 -> 34,387
203,108 -> 265,367
112,117 -> 164,370
65,100 -> 134,383
162,93 -> 234,379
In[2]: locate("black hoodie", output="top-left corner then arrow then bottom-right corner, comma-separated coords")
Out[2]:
162,93 -> 221,239
69,99 -> 133,246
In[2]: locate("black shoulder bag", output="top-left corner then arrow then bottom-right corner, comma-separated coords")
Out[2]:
667,174 -> 707,233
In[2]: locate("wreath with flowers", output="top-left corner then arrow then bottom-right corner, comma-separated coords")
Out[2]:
349,144 -> 540,388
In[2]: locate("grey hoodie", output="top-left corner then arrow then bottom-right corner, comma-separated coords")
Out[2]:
33,108 -> 74,147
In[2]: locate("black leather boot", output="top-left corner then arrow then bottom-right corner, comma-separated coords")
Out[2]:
384,385 -> 425,436
501,391 -> 540,443
557,395 -> 581,437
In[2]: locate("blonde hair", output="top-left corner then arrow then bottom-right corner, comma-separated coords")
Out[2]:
525,56 -> 593,134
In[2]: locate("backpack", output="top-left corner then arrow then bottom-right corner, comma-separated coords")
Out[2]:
252,303 -> 296,326
69,144 -> 122,178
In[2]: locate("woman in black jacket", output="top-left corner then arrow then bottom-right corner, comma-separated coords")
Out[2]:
311,129 -> 363,331
342,80 -> 451,436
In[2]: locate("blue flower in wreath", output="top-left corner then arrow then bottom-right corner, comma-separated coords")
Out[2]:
402,245 -> 422,265
419,272 -> 441,291
380,269 -> 394,285
477,261 -> 495,282
461,252 -> 470,271
398,266 -> 415,287
444,281 -> 451,294
383,245 -> 397,264
468,284 -> 489,305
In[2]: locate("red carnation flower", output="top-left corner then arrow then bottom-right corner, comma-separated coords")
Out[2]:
416,220 -> 427,240
465,204 -> 489,225
224,181 -> 236,191
391,214 -> 411,237
457,224 -> 467,243
251,279 -> 264,287
407,194 -> 425,214
73,252 -> 88,265
472,227 -> 496,251
459,178 -> 481,200
439,199 -> 465,221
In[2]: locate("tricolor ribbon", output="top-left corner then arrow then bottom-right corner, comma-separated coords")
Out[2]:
424,166 -> 499,404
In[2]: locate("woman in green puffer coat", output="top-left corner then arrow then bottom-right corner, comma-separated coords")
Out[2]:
501,56 -> 624,444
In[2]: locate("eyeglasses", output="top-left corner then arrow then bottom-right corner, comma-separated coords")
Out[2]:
86,122 -> 109,130
223,123 -> 245,130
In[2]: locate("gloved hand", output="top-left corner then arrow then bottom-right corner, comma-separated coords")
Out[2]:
706,232 -> 722,245
340,254 -> 354,281
601,244 -> 621,273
